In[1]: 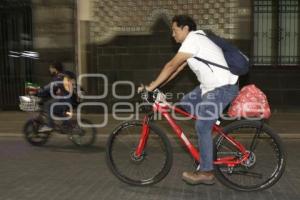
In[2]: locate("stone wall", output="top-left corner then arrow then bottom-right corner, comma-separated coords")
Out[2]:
86,0 -> 252,111
87,19 -> 195,110
89,0 -> 252,43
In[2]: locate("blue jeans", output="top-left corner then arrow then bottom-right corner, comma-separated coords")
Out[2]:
180,84 -> 238,171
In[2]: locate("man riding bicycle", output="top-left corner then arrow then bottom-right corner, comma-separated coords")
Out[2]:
37,62 -> 78,132
138,15 -> 239,185
37,61 -> 65,98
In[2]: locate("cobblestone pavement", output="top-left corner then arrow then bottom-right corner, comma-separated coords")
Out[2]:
0,136 -> 299,200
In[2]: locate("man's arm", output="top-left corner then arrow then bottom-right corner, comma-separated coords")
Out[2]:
146,52 -> 192,91
161,62 -> 188,87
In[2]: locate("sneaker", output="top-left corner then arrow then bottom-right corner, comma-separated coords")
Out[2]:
182,170 -> 215,185
38,125 -> 53,132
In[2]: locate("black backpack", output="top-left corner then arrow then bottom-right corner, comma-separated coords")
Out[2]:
194,31 -> 249,75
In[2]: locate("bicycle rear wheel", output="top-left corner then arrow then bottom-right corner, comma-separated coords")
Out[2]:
214,120 -> 286,191
68,119 -> 97,147
106,120 -> 173,186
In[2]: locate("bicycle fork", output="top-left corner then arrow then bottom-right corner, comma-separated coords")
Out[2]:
135,115 -> 151,157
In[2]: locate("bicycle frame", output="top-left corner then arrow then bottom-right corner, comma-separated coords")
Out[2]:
135,101 -> 250,167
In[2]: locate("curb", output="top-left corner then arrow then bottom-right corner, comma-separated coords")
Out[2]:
1,132 -> 300,139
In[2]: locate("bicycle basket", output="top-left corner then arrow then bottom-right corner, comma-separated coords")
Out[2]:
19,96 -> 41,112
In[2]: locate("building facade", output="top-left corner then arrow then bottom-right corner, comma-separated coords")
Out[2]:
0,0 -> 299,110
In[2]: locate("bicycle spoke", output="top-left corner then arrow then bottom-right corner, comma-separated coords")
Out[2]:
68,119 -> 96,147
114,137 -> 134,149
76,137 -> 82,145
249,133 -> 259,151
230,170 -> 263,179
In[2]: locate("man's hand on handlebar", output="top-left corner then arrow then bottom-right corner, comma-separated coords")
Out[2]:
137,81 -> 158,94
137,84 -> 153,94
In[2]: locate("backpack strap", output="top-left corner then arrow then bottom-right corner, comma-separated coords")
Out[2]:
196,32 -> 206,36
193,57 -> 229,71
194,57 -> 214,72
194,32 -> 229,72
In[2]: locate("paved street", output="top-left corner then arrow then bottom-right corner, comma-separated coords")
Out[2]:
0,136 -> 299,200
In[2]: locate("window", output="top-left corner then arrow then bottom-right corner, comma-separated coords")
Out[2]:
253,0 -> 299,65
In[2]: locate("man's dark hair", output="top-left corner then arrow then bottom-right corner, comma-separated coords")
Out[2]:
50,61 -> 64,72
172,15 -> 196,31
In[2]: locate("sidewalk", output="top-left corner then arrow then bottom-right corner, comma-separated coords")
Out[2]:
0,110 -> 299,137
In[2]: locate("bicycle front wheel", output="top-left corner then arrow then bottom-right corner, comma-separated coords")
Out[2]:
23,115 -> 50,146
214,120 -> 286,191
106,120 -> 173,186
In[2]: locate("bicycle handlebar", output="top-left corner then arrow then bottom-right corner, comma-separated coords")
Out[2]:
139,87 -> 167,104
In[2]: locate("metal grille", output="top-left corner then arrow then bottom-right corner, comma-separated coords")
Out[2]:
253,0 -> 300,65
279,0 -> 299,64
0,0 -> 33,109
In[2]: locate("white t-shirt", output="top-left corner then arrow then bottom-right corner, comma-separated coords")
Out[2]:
178,30 -> 238,95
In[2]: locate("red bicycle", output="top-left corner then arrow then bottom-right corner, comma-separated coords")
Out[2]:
106,89 -> 286,191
